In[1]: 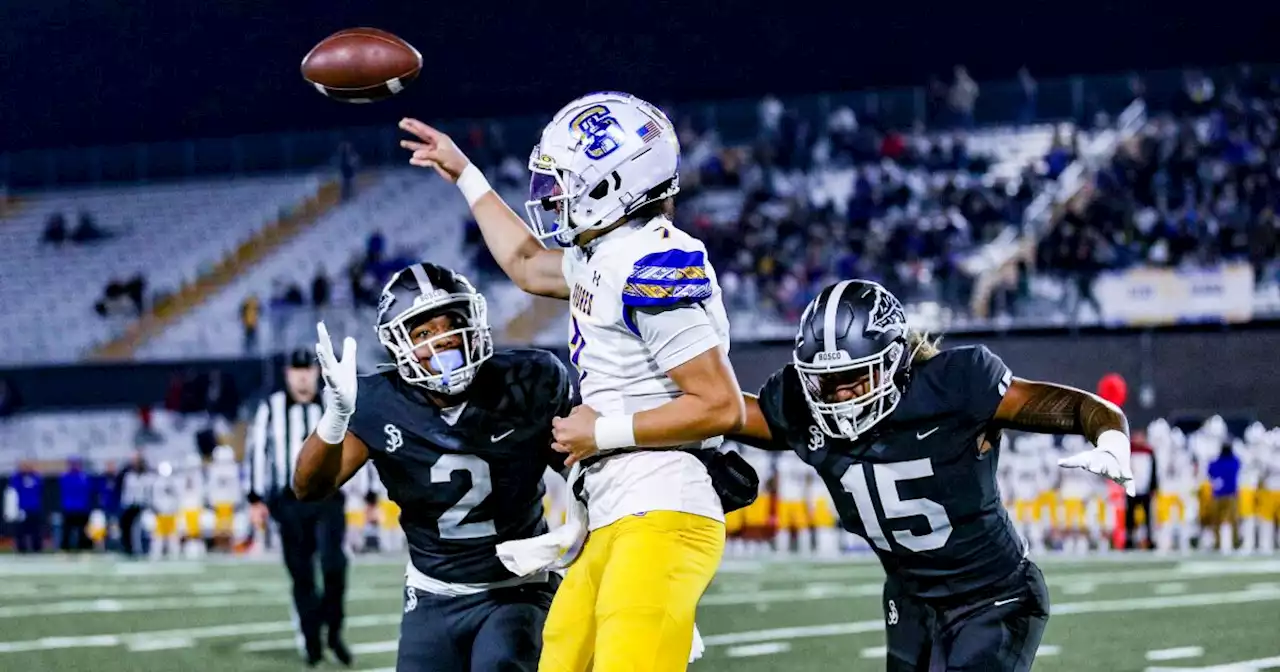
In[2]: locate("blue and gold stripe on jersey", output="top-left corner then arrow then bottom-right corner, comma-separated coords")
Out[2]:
621,249 -> 713,309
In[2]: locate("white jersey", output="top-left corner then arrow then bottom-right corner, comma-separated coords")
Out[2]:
207,460 -> 241,507
775,452 -> 810,501
1264,444 -> 1280,490
1190,432 -> 1220,481
1007,446 -> 1045,501
151,473 -> 181,515
1238,440 -> 1262,490
178,467 -> 206,511
1059,437 -> 1096,499
562,217 -> 729,530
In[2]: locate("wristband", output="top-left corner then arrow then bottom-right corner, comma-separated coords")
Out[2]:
1095,429 -> 1130,457
456,163 -> 493,208
316,407 -> 351,445
594,415 -> 637,451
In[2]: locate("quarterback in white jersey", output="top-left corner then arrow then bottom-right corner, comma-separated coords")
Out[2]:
401,91 -> 746,672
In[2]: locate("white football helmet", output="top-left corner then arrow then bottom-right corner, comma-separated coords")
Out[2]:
525,91 -> 680,246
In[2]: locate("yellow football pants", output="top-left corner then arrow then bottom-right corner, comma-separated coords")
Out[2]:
539,510 -> 725,672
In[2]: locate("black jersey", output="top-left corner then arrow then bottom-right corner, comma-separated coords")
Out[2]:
758,345 -> 1024,598
348,348 -> 575,584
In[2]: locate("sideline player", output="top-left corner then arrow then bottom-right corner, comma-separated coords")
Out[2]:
400,91 -> 747,671
730,280 -> 1134,672
291,262 -> 575,672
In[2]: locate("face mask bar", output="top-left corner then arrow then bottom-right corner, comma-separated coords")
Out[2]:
377,293 -> 493,395
794,341 -> 905,441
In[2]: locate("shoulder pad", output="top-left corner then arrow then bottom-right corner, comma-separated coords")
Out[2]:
621,248 -> 712,308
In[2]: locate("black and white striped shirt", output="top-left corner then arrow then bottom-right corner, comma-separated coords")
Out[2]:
245,390 -> 322,502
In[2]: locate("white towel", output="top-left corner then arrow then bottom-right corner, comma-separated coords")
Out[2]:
689,623 -> 706,663
496,464 -> 588,576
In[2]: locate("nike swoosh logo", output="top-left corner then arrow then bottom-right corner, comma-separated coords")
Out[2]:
916,427 -> 940,440
993,597 -> 1020,607
491,429 -> 516,442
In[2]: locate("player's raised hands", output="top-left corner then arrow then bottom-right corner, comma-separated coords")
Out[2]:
315,322 -> 358,418
399,118 -> 472,183
552,405 -> 602,467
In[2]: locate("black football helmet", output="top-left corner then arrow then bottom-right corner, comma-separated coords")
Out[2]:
793,280 -> 912,440
375,262 -> 493,395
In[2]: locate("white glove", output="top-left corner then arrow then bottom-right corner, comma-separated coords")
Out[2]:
315,321 -> 358,443
689,623 -> 705,663
1058,429 -> 1136,496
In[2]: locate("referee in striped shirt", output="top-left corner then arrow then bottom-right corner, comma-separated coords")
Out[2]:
246,348 -> 351,667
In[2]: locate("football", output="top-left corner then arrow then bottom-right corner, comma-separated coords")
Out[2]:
301,28 -> 422,103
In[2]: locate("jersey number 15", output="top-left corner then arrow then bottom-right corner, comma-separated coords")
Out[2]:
840,458 -> 953,553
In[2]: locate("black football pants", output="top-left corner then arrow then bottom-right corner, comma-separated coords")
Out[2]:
882,560 -> 1050,672
270,493 -> 348,653
396,578 -> 557,672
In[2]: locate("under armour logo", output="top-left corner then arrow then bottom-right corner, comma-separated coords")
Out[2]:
385,424 -> 403,453
404,586 -> 418,613
808,425 -> 826,452
886,599 -> 898,626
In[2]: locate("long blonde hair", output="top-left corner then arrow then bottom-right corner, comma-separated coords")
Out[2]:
907,330 -> 941,364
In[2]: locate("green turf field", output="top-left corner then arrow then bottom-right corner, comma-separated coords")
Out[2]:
1,553 -> 1278,671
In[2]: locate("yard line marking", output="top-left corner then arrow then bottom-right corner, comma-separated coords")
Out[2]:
351,640 -> 399,655
0,588 -> 395,618
1146,647 -> 1205,661
702,621 -> 883,647
0,613 -> 401,654
861,646 -> 887,659
726,642 -> 791,658
127,637 -> 194,652
1145,654 -> 1280,671
1039,645 -> 1062,656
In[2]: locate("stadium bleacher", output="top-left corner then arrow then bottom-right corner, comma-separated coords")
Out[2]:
0,175 -> 322,364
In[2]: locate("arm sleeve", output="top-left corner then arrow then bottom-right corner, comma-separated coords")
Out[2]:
632,305 -> 722,373
245,399 -> 270,504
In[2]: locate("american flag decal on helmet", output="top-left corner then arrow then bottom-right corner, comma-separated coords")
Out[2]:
637,119 -> 662,143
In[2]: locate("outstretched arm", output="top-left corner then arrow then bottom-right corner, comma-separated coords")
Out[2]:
993,379 -> 1129,442
994,378 -> 1135,494
399,119 -> 568,300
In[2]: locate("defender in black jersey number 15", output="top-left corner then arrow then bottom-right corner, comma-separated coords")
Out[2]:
730,279 -> 1134,672
292,262 -> 576,672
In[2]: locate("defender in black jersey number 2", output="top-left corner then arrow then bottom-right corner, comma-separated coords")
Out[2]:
293,262 -> 577,672
731,279 -> 1133,672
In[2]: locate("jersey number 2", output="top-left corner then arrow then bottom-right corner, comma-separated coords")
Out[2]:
840,458 -> 952,553
430,454 -> 497,540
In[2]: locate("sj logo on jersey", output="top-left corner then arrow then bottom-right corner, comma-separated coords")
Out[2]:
385,424 -> 403,453
808,425 -> 825,452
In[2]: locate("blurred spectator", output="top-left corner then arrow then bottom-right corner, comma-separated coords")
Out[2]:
949,65 -> 980,128
94,274 -> 146,318
311,267 -> 331,308
1208,442 -> 1241,551
97,462 -> 121,551
240,294 -> 260,353
42,212 -> 67,245
336,142 -> 360,202
1017,67 -> 1038,125
1125,433 -> 1157,549
0,377 -> 18,417
117,452 -> 150,557
59,457 -> 93,552
10,460 -> 44,553
70,210 -> 109,243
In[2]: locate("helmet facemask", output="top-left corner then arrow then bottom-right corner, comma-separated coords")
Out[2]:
795,341 -> 906,441
377,292 -> 493,396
